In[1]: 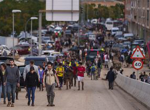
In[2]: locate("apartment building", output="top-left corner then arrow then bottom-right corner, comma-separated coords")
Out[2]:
125,0 -> 150,43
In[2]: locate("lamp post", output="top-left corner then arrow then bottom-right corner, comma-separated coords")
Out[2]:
12,10 -> 21,59
30,17 -> 38,56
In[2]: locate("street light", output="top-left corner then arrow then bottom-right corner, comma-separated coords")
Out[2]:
12,9 -> 21,59
30,17 -> 38,56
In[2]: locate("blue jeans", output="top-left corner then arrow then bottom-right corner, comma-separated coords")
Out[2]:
2,85 -> 6,102
0,85 -> 2,102
27,87 -> 36,104
6,82 -> 16,103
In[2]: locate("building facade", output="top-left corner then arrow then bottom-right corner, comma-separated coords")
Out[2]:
125,0 -> 150,43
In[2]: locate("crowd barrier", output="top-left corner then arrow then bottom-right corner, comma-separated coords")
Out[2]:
115,73 -> 150,108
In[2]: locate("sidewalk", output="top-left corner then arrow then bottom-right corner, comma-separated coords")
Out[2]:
119,64 -> 150,79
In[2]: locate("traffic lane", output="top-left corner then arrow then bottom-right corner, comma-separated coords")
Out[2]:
0,71 -> 148,110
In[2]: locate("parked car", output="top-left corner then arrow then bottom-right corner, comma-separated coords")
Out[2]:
65,30 -> 72,37
114,31 -> 123,37
42,37 -> 51,43
111,27 -> 119,36
25,56 -> 48,66
0,45 -> 11,56
124,33 -> 134,40
0,56 -> 13,64
131,39 -> 145,50
112,43 -> 125,52
86,49 -> 100,62
11,45 -> 30,55
123,41 -> 131,49
88,34 -> 96,41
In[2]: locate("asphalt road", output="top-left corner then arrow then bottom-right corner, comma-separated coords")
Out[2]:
0,68 -> 148,110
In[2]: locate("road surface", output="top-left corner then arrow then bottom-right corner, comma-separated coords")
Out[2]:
0,68 -> 148,110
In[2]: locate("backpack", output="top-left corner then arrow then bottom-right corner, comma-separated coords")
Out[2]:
91,66 -> 96,72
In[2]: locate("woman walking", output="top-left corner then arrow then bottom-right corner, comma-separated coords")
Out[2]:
25,66 -> 38,106
0,66 -> 4,103
1,63 -> 7,104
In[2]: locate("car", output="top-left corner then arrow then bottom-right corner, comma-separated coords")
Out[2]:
11,45 -> 30,55
112,43 -> 125,52
123,41 -> 131,49
25,56 -> 48,66
42,50 -> 55,56
65,30 -> 72,37
88,34 -> 96,41
47,56 -> 56,63
86,49 -> 100,62
0,45 -> 11,56
131,39 -> 145,50
0,56 -> 13,64
114,31 -> 123,37
42,37 -> 51,43
111,27 -> 119,36
54,27 -> 63,33
124,33 -> 134,40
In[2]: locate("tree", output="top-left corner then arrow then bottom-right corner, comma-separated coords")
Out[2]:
0,0 -> 49,36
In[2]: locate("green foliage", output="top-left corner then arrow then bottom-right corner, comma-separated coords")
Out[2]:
84,3 -> 124,20
0,0 -> 49,36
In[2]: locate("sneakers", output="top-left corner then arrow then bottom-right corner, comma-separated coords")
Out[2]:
28,101 -> 30,106
7,102 -> 11,107
4,101 -> 6,104
11,103 -> 14,107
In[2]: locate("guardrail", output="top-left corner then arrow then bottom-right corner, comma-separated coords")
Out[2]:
115,73 -> 150,109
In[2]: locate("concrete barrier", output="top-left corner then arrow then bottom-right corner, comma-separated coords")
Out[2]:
115,73 -> 150,108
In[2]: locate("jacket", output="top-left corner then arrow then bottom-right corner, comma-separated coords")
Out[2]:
0,70 -> 3,86
106,70 -> 115,82
25,72 -> 38,88
23,65 -> 40,81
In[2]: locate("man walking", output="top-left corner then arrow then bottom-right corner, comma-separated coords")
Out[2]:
56,63 -> 64,90
6,59 -> 20,107
106,67 -> 115,90
77,62 -> 85,90
43,62 -> 59,107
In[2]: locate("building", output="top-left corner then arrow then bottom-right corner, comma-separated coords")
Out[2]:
83,1 -> 124,7
125,0 -> 150,43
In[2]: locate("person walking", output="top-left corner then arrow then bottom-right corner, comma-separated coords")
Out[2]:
6,59 -> 20,107
97,58 -> 101,78
23,60 -> 40,98
64,62 -> 73,90
0,68 -> 4,103
23,60 -> 40,81
38,66 -> 44,91
56,63 -> 64,90
77,62 -> 85,90
72,63 -> 77,87
43,62 -> 59,107
104,53 -> 109,68
106,67 -> 115,90
1,63 -> 7,104
25,66 -> 38,106
90,64 -> 97,80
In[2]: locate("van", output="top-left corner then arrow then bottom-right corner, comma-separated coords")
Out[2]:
105,20 -> 113,31
111,27 -> 119,36
25,56 -> 48,66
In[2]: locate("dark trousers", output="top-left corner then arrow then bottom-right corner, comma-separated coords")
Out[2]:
72,75 -> 77,87
6,82 -> 16,103
27,87 -> 36,104
58,77 -> 63,88
2,85 -> 6,102
109,81 -> 114,89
